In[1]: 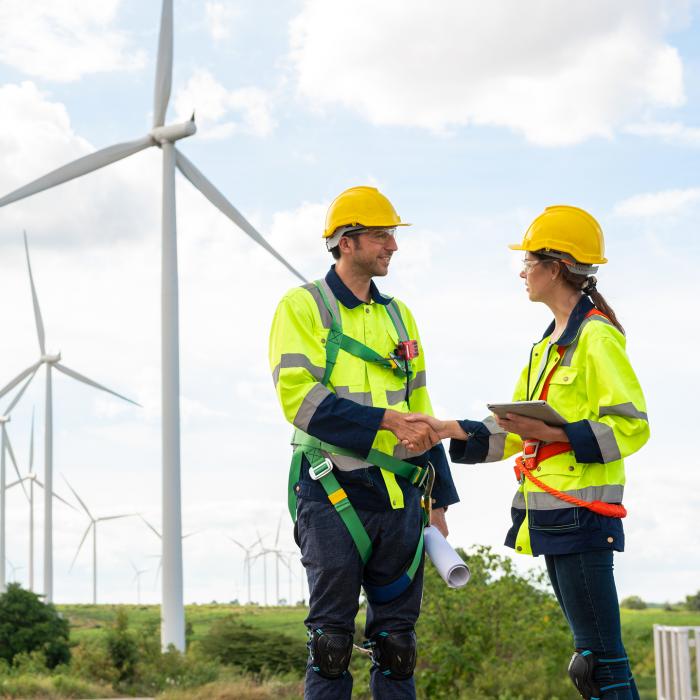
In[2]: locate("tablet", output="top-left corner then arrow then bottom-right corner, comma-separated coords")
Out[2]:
486,400 -> 568,426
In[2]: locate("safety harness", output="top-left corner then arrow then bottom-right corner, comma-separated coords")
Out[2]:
514,309 -> 627,519
288,280 -> 432,603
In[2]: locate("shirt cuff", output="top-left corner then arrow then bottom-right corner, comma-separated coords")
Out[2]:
449,419 -> 490,464
563,420 -> 604,464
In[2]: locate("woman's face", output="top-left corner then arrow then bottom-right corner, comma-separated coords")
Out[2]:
520,253 -> 554,302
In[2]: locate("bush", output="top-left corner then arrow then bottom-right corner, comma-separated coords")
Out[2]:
0,583 -> 70,668
105,608 -> 138,683
686,590 -> 700,611
415,545 -> 572,700
621,595 -> 647,610
200,616 -> 306,676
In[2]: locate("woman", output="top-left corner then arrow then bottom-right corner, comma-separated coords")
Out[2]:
408,205 -> 650,700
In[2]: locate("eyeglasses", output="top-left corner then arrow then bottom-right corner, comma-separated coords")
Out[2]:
521,258 -> 544,273
346,228 -> 398,244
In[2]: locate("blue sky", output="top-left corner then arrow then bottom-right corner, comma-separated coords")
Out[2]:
0,0 -> 698,605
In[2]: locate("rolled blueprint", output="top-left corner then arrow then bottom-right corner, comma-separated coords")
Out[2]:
424,526 -> 470,588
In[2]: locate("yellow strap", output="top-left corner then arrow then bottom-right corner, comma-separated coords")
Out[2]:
381,469 -> 404,509
328,488 -> 348,505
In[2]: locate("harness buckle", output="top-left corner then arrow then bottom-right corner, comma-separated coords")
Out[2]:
522,439 -> 540,464
309,458 -> 334,481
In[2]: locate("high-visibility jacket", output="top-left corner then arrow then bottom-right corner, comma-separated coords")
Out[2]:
450,296 -> 649,556
270,266 -> 458,511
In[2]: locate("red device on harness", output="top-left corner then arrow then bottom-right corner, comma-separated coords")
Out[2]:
395,340 -> 419,360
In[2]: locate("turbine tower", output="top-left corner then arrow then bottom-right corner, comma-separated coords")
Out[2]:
64,476 -> 136,605
0,234 -> 138,602
0,0 -> 305,650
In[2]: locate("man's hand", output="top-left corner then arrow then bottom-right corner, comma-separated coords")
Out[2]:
430,507 -> 448,537
402,414 -> 469,447
494,413 -> 568,443
381,409 -> 440,453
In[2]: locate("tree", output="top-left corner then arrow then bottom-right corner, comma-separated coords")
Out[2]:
416,545 -> 572,700
0,582 -> 70,668
686,590 -> 700,611
621,595 -> 647,610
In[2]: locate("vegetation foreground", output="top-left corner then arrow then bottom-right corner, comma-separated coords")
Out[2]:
1,546 -> 698,699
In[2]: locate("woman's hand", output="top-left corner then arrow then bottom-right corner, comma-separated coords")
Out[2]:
494,413 -> 568,443
402,414 -> 469,451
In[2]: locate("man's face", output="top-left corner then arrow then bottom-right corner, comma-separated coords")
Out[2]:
343,228 -> 398,277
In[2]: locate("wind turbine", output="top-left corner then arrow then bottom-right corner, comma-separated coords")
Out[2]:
0,233 -> 138,603
229,535 -> 261,605
0,0 -> 305,650
139,516 -> 199,588
6,559 -> 24,583
6,410 -> 76,592
64,476 -> 136,604
0,375 -> 33,593
130,560 -> 149,604
271,516 -> 291,606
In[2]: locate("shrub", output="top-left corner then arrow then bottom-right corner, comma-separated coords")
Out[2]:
415,545 -> 572,700
621,595 -> 647,610
686,590 -> 700,611
0,583 -> 70,668
105,608 -> 139,683
200,616 -> 306,676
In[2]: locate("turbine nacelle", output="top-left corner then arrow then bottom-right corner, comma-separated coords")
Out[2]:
150,119 -> 197,145
40,353 -> 61,364
0,415 -> 10,424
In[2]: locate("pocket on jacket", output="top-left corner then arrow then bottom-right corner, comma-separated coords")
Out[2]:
528,506 -> 580,532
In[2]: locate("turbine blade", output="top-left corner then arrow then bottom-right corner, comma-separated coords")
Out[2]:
4,431 -> 29,500
53,363 -> 140,406
52,490 -> 77,510
29,408 -> 35,471
175,150 -> 307,283
139,514 -> 162,539
70,524 -> 93,572
61,475 -> 94,520
4,364 -> 39,415
153,0 -> 174,127
274,515 -> 281,548
0,136 -> 154,209
23,232 -> 46,354
229,537 -> 246,552
97,513 -> 135,522
0,362 -> 41,402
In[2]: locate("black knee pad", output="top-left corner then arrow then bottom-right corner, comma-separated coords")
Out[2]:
368,630 -> 417,681
568,650 -> 599,699
308,627 -> 353,679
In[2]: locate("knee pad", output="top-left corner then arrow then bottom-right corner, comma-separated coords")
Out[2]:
308,627 -> 353,679
368,630 -> 417,681
568,650 -> 599,699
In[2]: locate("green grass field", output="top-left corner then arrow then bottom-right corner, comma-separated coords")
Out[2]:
57,602 -> 700,699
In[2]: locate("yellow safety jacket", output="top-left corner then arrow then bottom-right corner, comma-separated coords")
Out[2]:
450,296 -> 649,556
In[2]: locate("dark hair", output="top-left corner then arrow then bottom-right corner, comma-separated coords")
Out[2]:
330,246 -> 341,260
329,233 -> 362,260
534,252 -> 625,335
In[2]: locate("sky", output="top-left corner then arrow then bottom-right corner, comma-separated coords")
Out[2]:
0,0 -> 698,607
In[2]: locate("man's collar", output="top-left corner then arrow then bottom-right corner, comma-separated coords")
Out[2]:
540,295 -> 594,346
326,265 -> 392,309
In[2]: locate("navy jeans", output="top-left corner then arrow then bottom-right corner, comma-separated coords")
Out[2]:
545,550 -> 639,700
297,494 -> 424,700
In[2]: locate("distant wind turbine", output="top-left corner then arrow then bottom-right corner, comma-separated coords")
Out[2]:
6,410 -> 76,591
0,233 -> 138,602
139,516 -> 199,588
130,560 -> 149,605
229,535 -> 261,605
64,476 -> 137,604
6,558 -> 23,583
0,0 -> 305,650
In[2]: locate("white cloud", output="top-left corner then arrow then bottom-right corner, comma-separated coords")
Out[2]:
174,69 -> 275,139
624,120 -> 700,146
614,187 -> 700,217
204,1 -> 240,42
0,1 -> 145,82
289,0 -> 686,146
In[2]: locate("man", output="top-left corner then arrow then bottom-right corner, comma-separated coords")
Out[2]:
269,185 -> 459,699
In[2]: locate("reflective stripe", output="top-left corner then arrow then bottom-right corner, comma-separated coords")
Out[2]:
483,415 -> 508,462
385,301 -> 409,342
600,402 -> 648,422
272,353 -> 324,387
385,370 -> 427,404
512,491 -> 526,509
328,488 -> 347,505
527,484 -> 624,510
302,280 -> 340,329
589,420 -> 622,463
334,386 -> 373,405
293,383 -> 332,432
561,315 -> 614,366
317,279 -> 340,321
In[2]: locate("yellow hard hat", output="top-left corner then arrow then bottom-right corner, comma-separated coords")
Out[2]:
509,205 -> 608,265
323,186 -> 411,239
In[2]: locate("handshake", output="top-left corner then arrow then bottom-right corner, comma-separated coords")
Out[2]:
380,409 -> 469,454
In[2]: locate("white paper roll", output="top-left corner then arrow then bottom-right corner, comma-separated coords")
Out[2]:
424,526 -> 470,589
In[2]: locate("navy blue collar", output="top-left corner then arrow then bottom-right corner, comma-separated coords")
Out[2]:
540,295 -> 594,346
325,265 -> 392,309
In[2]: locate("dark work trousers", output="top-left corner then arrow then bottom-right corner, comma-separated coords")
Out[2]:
297,493 -> 425,700
545,550 -> 640,700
